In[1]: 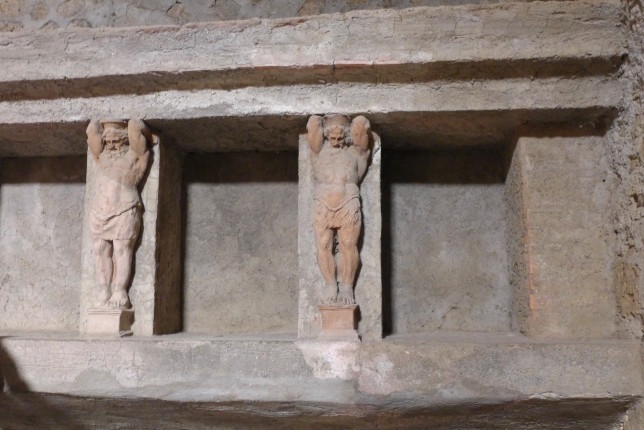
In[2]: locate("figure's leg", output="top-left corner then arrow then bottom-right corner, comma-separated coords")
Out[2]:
108,238 -> 136,309
92,238 -> 113,307
315,226 -> 338,303
337,219 -> 361,305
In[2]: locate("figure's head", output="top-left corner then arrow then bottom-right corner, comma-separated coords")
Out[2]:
323,115 -> 351,148
100,120 -> 129,152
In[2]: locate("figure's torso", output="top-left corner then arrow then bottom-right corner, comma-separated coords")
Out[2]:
312,145 -> 361,208
93,150 -> 142,218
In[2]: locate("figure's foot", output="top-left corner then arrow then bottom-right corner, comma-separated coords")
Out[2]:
96,286 -> 111,308
337,283 -> 355,305
322,282 -> 338,305
107,290 -> 130,310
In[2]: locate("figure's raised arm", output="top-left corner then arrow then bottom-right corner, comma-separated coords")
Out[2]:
86,119 -> 103,161
128,119 -> 151,157
307,115 -> 324,154
351,115 -> 372,155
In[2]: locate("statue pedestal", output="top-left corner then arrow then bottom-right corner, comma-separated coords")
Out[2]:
318,305 -> 360,341
87,308 -> 134,337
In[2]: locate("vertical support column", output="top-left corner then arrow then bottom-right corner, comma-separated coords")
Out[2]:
298,134 -> 382,340
80,139 -> 183,336
506,135 -> 617,338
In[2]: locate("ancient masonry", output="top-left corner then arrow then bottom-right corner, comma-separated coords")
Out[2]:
1,0 -> 644,428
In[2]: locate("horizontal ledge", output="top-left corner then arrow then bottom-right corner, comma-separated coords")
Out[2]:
0,78 -> 620,156
0,334 -> 640,403
0,1 -> 626,100
0,79 -> 621,123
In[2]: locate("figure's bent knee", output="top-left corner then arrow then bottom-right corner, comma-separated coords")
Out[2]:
338,231 -> 359,249
339,243 -> 358,255
315,229 -> 334,247
94,239 -> 111,255
318,241 -> 334,252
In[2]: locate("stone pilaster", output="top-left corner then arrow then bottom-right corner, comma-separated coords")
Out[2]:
506,135 -> 616,338
80,137 -> 183,336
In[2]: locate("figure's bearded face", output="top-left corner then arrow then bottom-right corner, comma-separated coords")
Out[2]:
328,127 -> 346,148
102,130 -> 129,158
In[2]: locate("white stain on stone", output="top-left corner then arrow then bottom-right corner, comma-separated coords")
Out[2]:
297,340 -> 359,380
358,352 -> 396,396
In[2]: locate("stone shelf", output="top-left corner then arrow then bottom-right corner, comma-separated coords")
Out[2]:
0,331 -> 640,405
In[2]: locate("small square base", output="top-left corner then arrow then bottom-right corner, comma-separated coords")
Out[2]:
87,308 -> 134,337
318,304 -> 359,341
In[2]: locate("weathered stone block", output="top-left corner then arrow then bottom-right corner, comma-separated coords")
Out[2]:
318,305 -> 359,341
86,308 -> 134,336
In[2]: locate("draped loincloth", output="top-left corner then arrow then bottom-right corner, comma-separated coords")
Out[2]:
90,174 -> 142,241
90,206 -> 141,241
314,186 -> 361,230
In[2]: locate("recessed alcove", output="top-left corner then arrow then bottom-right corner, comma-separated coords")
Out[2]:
0,156 -> 86,331
182,151 -> 299,335
382,146 -> 511,335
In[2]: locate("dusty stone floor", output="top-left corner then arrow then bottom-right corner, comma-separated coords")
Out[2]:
0,394 -> 633,429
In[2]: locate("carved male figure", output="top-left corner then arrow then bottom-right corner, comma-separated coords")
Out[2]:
86,119 -> 152,309
307,114 -> 372,305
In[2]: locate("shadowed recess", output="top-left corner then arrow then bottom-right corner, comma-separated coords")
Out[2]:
0,108 -> 616,157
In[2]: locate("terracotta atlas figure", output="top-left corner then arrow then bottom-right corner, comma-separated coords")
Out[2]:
86,119 -> 152,310
307,114 -> 372,305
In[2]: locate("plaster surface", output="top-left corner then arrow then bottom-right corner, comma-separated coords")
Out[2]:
383,148 -> 510,334
183,152 -> 299,334
0,156 -> 84,331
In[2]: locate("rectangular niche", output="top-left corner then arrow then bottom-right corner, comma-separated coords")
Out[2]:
383,147 -> 511,335
0,156 -> 86,332
183,152 -> 299,335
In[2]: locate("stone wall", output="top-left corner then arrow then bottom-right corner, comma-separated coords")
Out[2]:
1,1 -> 643,428
383,148 -> 511,334
609,0 -> 644,340
508,134 -> 616,338
183,152 -> 299,334
0,0 -> 543,32
0,156 -> 85,331
611,1 -> 644,424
